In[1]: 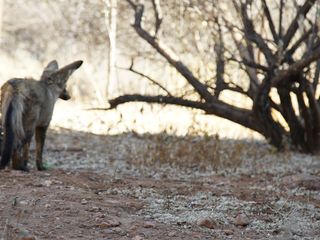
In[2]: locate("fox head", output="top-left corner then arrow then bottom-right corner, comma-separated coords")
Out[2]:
40,60 -> 83,100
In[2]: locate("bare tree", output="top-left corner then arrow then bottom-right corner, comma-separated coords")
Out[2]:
109,0 -> 320,153
104,0 -> 118,98
0,0 -> 3,39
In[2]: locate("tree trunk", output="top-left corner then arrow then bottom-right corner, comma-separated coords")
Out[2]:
104,0 -> 118,99
0,0 -> 3,39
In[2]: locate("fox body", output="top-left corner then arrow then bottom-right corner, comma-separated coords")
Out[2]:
0,60 -> 83,171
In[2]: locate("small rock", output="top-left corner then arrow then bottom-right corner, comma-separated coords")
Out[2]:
168,231 -> 176,237
224,229 -> 233,235
176,220 -> 187,226
94,212 -> 106,220
98,220 -> 121,228
20,236 -> 37,240
143,221 -> 155,228
112,227 -> 126,236
191,233 -> 202,238
197,217 -> 217,229
53,180 -> 63,185
283,174 -> 320,190
132,235 -> 144,240
19,200 -> 28,206
43,180 -> 52,187
129,224 -> 138,232
81,199 -> 88,205
45,204 -> 51,208
89,206 -> 102,212
235,213 -> 250,227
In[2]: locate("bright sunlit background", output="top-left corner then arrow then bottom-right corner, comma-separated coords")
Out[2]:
0,0 -> 261,139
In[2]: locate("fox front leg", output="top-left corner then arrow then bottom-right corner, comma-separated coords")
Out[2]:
22,142 -> 30,171
35,126 -> 48,171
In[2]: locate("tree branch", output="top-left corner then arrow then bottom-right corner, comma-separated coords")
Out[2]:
313,60 -> 320,90
261,0 -> 278,43
228,57 -> 269,72
117,60 -> 172,96
214,17 -> 225,97
224,82 -> 248,96
238,1 -> 275,67
151,0 -> 162,36
282,0 -> 317,50
278,0 -> 284,39
273,46 -> 320,86
126,0 -> 214,102
283,27 -> 315,63
225,20 -> 259,97
109,94 -> 262,132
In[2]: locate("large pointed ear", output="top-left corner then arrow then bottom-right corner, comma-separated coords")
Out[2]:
53,60 -> 83,86
40,60 -> 59,80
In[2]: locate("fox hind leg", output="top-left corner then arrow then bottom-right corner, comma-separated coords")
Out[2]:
12,148 -> 29,172
11,150 -> 20,169
12,133 -> 33,172
35,126 -> 48,171
21,132 -> 34,171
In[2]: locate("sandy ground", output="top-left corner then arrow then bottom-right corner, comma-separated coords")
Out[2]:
0,102 -> 319,240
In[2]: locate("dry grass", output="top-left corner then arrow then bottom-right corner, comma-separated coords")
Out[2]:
127,133 -> 265,171
46,101 -> 283,175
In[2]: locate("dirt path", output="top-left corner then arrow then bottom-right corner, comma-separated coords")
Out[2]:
0,128 -> 320,240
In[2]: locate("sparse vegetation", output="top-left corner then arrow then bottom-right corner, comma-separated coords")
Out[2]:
0,0 -> 319,239
0,111 -> 319,239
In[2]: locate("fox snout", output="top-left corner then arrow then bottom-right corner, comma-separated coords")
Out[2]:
59,88 -> 71,100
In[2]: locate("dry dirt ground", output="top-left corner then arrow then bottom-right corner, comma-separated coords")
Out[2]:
0,105 -> 320,240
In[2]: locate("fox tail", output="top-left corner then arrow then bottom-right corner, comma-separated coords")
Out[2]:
0,91 -> 25,169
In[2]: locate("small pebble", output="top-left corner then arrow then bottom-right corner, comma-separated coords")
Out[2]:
98,220 -> 121,228
197,217 -> 217,229
235,213 -> 250,227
